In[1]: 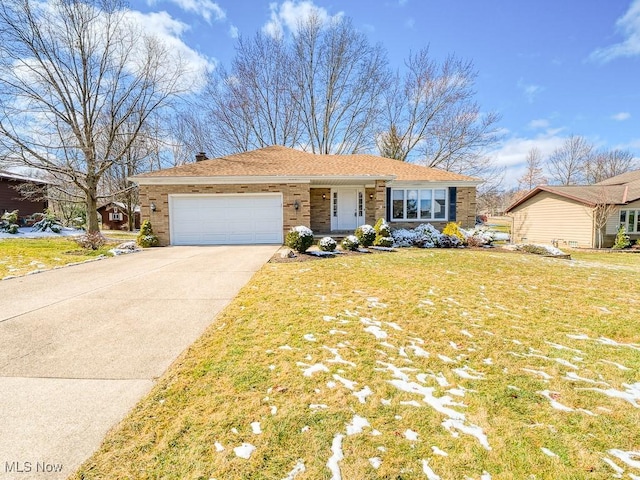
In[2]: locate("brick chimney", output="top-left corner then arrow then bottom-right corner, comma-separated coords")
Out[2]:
195,152 -> 207,162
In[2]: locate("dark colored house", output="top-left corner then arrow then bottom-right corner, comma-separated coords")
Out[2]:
98,202 -> 140,231
0,171 -> 48,223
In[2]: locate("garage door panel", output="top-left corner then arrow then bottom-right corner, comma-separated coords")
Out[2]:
170,194 -> 283,245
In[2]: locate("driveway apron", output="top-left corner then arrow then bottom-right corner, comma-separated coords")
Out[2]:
0,245 -> 278,479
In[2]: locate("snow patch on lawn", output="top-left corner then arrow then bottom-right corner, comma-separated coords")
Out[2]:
234,443 -> 256,459
326,434 -> 344,480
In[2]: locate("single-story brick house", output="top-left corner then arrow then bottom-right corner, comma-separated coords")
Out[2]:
97,202 -> 141,231
506,170 -> 640,248
130,146 -> 481,246
0,170 -> 48,223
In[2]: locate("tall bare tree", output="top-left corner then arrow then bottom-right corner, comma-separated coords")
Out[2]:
517,147 -> 547,191
292,14 -> 390,154
379,48 -> 501,175
0,0 -> 190,232
198,31 -> 302,156
547,135 -> 593,185
585,148 -> 637,184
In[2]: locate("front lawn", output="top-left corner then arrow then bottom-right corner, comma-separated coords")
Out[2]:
75,249 -> 640,480
0,237 -> 114,278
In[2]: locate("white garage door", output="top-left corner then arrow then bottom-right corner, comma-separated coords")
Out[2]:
170,194 -> 283,245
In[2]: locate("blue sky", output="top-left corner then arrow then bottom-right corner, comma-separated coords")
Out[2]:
129,0 -> 640,187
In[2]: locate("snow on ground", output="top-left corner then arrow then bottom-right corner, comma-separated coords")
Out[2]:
240,287 -> 640,478
0,226 -> 83,239
233,443 -> 256,459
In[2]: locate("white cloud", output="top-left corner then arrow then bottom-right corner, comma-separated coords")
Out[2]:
611,111 -> 631,121
528,119 -> 550,130
229,24 -> 239,38
262,1 -> 343,37
146,0 -> 226,23
517,79 -> 543,103
590,0 -> 640,62
489,130 -> 567,187
405,17 -> 415,29
126,10 -> 216,90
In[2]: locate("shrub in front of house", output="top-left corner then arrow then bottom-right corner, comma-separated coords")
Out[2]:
318,236 -> 337,252
355,224 -> 376,247
463,226 -> 495,247
612,225 -> 631,249
137,220 -> 159,248
32,210 -> 63,233
286,226 -> 314,253
436,234 -> 462,248
442,222 -> 466,244
392,223 -> 443,248
373,218 -> 393,247
0,210 -> 19,234
76,231 -> 106,250
341,235 -> 360,251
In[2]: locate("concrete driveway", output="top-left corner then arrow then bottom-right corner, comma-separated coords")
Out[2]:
0,245 -> 278,479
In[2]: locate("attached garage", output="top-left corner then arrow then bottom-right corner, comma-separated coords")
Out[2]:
169,194 -> 283,245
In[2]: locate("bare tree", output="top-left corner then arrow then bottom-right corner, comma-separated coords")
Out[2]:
517,147 -> 547,191
0,0 -> 190,232
547,135 -> 593,185
378,48 -> 501,175
592,187 -> 618,248
197,31 -> 302,156
292,14 -> 390,154
585,148 -> 637,184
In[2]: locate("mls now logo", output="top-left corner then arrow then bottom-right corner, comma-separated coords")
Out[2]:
5,461 -> 63,473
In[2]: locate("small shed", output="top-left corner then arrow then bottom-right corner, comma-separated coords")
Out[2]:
98,202 -> 140,231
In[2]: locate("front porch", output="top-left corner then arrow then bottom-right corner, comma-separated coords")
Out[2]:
309,181 -> 386,235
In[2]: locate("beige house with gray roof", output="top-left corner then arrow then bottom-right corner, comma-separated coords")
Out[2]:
506,170 -> 640,248
131,146 -> 481,246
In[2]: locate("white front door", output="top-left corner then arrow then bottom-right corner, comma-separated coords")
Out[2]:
332,188 -> 365,231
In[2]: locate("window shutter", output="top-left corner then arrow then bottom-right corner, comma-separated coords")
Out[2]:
448,187 -> 457,222
386,188 -> 391,221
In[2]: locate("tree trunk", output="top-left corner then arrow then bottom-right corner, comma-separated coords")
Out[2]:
86,188 -> 100,234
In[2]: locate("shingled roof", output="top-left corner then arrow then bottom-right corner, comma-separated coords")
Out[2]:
506,170 -> 640,212
132,146 -> 481,184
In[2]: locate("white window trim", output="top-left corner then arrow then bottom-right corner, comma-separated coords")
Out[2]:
109,212 -> 123,221
620,208 -> 640,234
390,187 -> 448,222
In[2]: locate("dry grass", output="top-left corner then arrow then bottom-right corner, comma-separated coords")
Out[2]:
0,237 -> 114,279
74,249 -> 640,480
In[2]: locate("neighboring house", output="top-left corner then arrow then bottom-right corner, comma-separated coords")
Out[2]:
97,202 -> 141,231
506,170 -> 640,248
130,146 -> 481,246
0,170 -> 48,223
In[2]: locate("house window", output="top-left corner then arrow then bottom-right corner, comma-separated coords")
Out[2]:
392,190 -> 404,219
390,188 -> 448,222
358,191 -> 364,217
109,212 -> 123,221
620,209 -> 640,233
332,192 -> 338,217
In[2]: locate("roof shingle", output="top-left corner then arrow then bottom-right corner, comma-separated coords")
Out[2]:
132,146 -> 480,183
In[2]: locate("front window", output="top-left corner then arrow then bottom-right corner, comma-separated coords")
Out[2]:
620,209 -> 640,233
391,188 -> 448,222
392,190 -> 404,219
